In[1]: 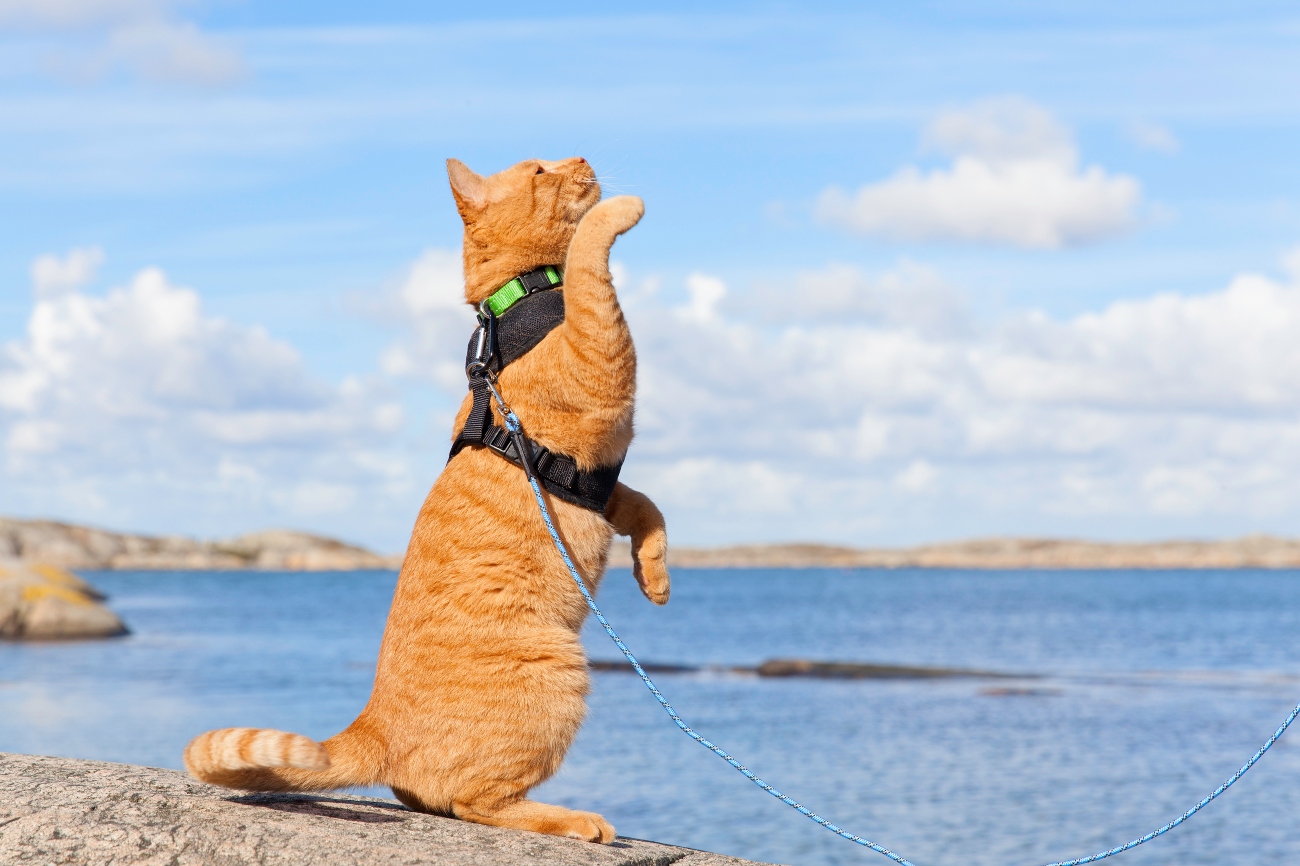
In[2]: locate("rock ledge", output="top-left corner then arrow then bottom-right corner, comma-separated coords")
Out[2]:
0,753 -> 771,865
0,560 -> 127,639
0,518 -> 400,571
611,533 -> 1300,569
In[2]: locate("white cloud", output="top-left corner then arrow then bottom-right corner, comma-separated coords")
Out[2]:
380,248 -> 477,391
817,97 -> 1141,249
647,458 -> 799,516
1141,465 -> 1220,515
1126,120 -> 1180,155
1,0 -> 243,86
30,245 -> 103,298
0,0 -> 167,28
0,249 -> 405,535
610,260 -> 660,309
1282,246 -> 1300,281
677,273 -> 727,324
593,253 -> 1300,543
24,241 -> 1295,548
925,97 -> 1076,165
895,459 -> 938,493
283,480 -> 357,516
102,21 -> 243,86
984,272 -> 1300,411
762,260 -> 970,337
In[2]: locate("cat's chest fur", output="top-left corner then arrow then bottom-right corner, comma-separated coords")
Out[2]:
453,316 -> 637,471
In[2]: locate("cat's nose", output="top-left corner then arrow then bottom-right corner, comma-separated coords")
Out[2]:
574,157 -> 586,164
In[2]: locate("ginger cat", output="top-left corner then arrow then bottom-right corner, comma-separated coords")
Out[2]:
184,157 -> 671,844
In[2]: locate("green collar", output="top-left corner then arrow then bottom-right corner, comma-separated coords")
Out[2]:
481,265 -> 563,318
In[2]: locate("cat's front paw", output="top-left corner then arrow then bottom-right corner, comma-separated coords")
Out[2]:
583,195 -> 644,237
634,556 -> 671,606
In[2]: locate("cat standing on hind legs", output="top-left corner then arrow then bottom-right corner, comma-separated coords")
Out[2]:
183,156 -> 671,843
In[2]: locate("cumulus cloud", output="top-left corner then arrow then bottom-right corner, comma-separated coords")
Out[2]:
597,253 -> 1300,541
0,0 -> 243,86
983,273 -> 1300,411
17,241 -> 1297,548
31,246 -> 103,297
0,249 -> 404,532
676,273 -> 727,324
817,98 -> 1141,248
379,248 -> 477,390
758,260 -> 970,337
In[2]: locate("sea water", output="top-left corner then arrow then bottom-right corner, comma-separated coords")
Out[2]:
2,568 -> 1299,866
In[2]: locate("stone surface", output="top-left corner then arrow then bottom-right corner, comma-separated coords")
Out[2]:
0,560 -> 127,640
0,518 -> 400,571
0,754 -> 773,866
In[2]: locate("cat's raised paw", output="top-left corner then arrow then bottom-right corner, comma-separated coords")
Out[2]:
583,195 -> 644,237
635,557 -> 670,605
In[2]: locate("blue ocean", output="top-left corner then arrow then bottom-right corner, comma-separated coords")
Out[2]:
3,568 -> 1299,866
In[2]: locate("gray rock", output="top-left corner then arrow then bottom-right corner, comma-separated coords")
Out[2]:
0,517 -> 400,571
0,753 -> 777,865
0,560 -> 127,640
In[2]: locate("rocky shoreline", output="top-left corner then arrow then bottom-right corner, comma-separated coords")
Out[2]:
0,518 -> 400,571
0,560 -> 127,640
6,516 -> 1300,571
0,753 -> 769,866
611,534 -> 1300,570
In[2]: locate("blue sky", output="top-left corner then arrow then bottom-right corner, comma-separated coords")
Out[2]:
2,1 -> 1300,551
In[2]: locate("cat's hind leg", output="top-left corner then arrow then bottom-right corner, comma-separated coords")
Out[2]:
383,643 -> 606,840
390,757 -> 616,842
606,482 -> 670,605
452,797 -> 616,843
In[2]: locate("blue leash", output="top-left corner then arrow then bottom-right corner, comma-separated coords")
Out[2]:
491,394 -> 1299,866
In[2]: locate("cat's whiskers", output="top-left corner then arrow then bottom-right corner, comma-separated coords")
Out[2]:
590,175 -> 634,196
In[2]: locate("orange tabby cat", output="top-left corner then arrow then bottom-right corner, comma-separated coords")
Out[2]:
184,157 -> 671,843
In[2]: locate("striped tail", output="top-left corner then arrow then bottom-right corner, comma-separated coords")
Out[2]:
183,724 -> 378,792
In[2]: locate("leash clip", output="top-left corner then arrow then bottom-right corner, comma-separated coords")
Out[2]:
466,305 -> 498,379
481,374 -> 510,419
481,376 -> 538,480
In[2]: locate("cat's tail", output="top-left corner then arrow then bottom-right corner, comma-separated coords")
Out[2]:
183,721 -> 382,792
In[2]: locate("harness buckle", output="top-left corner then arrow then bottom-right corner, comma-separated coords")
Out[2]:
532,447 -> 554,476
478,375 -> 547,480
484,425 -> 551,478
518,268 -> 556,294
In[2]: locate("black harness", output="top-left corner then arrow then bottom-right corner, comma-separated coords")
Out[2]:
448,267 -> 624,512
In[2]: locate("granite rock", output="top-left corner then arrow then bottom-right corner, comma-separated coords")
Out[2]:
610,533 -> 1300,569
0,560 -> 127,640
0,518 -> 401,571
0,753 -> 774,866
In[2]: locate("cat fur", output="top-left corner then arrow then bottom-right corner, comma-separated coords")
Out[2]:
184,157 -> 671,844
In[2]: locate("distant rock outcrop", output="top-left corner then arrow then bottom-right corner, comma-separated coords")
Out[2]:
610,534 -> 1300,570
0,560 -> 127,639
0,753 -> 769,866
7,516 -> 1300,572
0,518 -> 401,571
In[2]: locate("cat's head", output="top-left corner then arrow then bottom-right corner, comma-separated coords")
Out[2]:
447,157 -> 600,304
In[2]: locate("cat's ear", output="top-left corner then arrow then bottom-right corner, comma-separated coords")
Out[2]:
447,159 -> 487,216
